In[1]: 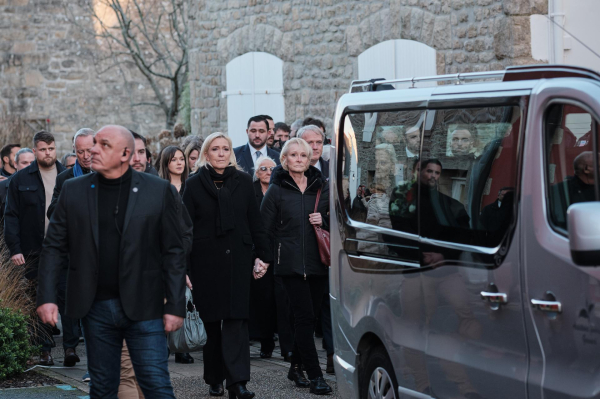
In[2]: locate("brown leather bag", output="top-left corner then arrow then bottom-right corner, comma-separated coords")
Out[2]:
313,187 -> 330,267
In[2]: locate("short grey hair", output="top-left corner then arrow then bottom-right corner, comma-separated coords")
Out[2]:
73,128 -> 95,149
61,153 -> 76,165
296,125 -> 326,142
253,155 -> 277,181
280,138 -> 313,171
15,148 -> 33,163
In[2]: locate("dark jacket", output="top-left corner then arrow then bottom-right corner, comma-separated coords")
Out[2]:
36,170 -> 189,320
183,167 -> 272,322
0,176 -> 11,223
234,143 -> 281,175
261,166 -> 329,277
4,160 -> 66,260
47,166 -> 91,218
0,167 -> 12,178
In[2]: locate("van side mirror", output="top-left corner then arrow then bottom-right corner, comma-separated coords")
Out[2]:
568,202 -> 600,266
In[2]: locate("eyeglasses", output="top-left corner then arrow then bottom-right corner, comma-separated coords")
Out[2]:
259,166 -> 275,172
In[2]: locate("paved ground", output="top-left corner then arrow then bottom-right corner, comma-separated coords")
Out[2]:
0,322 -> 340,398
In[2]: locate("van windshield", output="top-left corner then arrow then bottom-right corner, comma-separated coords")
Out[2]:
342,105 -> 521,250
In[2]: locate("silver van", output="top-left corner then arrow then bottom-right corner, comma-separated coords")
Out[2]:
329,65 -> 600,399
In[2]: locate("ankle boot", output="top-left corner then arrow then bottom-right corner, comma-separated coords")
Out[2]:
310,377 -> 332,395
287,364 -> 310,388
209,383 -> 224,396
227,383 -> 255,399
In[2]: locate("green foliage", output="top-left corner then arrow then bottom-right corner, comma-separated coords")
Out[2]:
178,80 -> 192,134
0,305 -> 36,381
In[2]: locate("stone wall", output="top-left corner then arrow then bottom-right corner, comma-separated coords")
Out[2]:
0,0 -> 167,154
187,0 -> 545,138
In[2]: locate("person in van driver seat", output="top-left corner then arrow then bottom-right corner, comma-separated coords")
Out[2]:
550,151 -> 597,229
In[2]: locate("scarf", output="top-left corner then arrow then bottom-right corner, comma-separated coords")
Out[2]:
199,164 -> 237,236
73,159 -> 84,177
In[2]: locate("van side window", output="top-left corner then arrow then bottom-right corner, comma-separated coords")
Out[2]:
545,103 -> 600,231
341,111 -> 425,255
417,105 -> 521,247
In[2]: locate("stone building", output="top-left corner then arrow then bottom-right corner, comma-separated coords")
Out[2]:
0,0 -> 166,153
187,0 -> 548,146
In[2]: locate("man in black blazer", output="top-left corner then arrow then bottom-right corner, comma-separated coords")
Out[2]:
37,125 -> 187,398
234,115 -> 281,175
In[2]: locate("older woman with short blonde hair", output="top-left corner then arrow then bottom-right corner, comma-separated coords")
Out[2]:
260,138 -> 332,395
183,132 -> 271,399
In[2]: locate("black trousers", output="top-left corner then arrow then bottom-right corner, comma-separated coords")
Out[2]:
321,293 -> 334,356
281,275 -> 328,380
274,276 -> 294,355
203,319 -> 250,388
57,269 -> 81,350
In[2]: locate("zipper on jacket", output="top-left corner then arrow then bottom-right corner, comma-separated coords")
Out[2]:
283,179 -> 318,280
278,242 -> 281,265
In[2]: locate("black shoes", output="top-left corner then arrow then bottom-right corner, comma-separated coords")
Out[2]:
39,351 -> 54,366
209,383 -> 224,396
310,377 -> 332,395
175,352 -> 194,364
259,351 -> 272,359
227,383 -> 255,399
288,364 -> 310,388
282,351 -> 293,362
326,354 -> 335,374
63,348 -> 80,367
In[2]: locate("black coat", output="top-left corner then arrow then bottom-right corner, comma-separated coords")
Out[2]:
4,160 -> 66,261
261,166 -> 329,277
183,167 -> 272,322
0,176 -> 11,223
234,143 -> 281,175
249,180 -> 276,339
47,166 -> 92,218
36,170 -> 189,320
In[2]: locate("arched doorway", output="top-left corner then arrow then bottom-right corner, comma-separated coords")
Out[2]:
223,52 -> 285,147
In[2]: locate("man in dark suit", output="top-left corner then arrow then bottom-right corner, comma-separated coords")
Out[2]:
4,131 -> 65,366
37,125 -> 187,398
296,124 -> 329,179
234,115 -> 281,175
0,148 -> 34,223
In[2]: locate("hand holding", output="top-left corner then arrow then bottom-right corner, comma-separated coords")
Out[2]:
186,275 -> 193,290
163,314 -> 184,333
37,303 -> 58,326
11,254 -> 25,266
309,212 -> 322,227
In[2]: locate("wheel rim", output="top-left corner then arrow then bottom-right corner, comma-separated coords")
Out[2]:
368,367 -> 397,399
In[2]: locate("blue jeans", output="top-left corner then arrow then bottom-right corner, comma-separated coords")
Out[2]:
82,299 -> 175,399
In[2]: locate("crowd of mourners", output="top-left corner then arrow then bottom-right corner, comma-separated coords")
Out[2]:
1,114 -> 334,398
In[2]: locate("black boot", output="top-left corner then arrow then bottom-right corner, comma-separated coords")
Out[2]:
209,383 -> 224,396
227,383 -> 255,399
288,363 -> 310,387
310,377 -> 332,395
175,352 -> 194,364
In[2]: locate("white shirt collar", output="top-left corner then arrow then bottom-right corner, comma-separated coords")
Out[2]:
406,147 -> 417,158
249,144 -> 268,162
314,159 -> 322,171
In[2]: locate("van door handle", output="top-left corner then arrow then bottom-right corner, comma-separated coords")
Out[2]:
531,299 -> 562,313
480,291 -> 508,304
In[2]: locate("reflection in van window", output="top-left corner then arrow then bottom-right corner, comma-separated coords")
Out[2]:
545,104 -> 600,231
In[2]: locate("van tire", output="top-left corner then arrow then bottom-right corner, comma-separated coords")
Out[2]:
360,346 -> 398,399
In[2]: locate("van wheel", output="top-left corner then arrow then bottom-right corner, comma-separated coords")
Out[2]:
360,346 -> 398,399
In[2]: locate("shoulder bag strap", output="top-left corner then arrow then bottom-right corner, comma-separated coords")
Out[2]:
314,187 -> 321,213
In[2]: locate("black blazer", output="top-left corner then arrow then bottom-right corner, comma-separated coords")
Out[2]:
37,170 -> 189,321
183,168 -> 272,322
47,167 -> 92,218
234,144 -> 281,175
4,160 -> 66,260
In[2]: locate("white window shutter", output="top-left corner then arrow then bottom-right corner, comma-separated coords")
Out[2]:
224,52 -> 285,147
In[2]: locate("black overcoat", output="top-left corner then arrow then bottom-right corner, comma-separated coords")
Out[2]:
183,167 -> 272,323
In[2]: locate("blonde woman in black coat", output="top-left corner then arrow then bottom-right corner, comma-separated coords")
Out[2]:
260,138 -> 332,395
182,132 -> 271,399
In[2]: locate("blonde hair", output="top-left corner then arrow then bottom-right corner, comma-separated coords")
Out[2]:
280,138 -> 313,171
196,132 -> 241,171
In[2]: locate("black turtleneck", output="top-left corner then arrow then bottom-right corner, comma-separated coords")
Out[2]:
95,167 -> 132,301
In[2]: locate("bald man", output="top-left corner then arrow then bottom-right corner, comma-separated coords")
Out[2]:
36,125 -> 188,398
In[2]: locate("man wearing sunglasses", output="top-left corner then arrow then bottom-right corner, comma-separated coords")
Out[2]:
234,115 -> 281,175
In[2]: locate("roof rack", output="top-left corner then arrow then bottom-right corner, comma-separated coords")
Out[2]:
349,65 -> 600,93
349,71 -> 504,92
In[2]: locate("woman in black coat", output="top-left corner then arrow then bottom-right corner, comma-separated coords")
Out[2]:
261,138 -> 332,395
182,132 -> 272,399
249,156 -> 278,358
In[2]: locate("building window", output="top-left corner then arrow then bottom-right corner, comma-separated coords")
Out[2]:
223,52 -> 285,147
